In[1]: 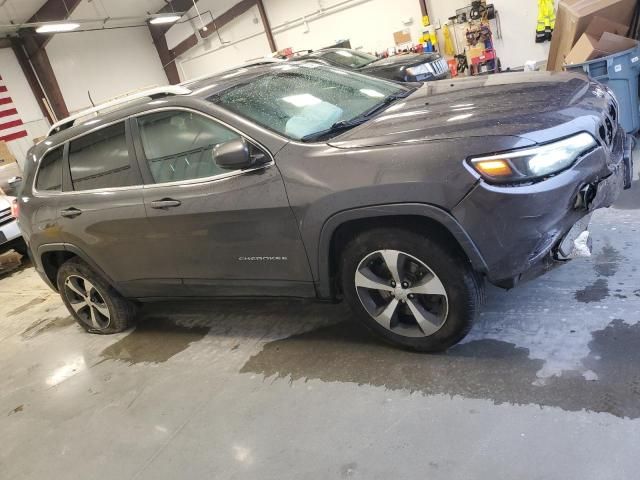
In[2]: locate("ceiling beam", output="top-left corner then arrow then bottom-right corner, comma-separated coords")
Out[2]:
199,0 -> 256,38
150,0 -> 266,83
148,0 -> 200,85
149,26 -> 182,85
256,0 -> 276,53
10,0 -> 84,122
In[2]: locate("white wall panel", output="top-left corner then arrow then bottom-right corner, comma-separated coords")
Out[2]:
266,0 -> 424,54
166,0 -> 264,50
0,49 -> 45,124
176,6 -> 272,80
178,34 -> 272,80
47,27 -> 168,113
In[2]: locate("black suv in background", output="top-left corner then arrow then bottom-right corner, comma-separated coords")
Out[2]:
295,48 -> 451,82
17,62 -> 632,351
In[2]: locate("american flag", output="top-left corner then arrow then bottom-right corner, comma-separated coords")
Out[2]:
0,75 -> 28,144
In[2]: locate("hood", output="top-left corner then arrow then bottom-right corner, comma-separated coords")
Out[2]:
329,72 -> 608,149
362,53 -> 441,71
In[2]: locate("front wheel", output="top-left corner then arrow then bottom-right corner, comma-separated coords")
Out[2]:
340,228 -> 483,352
57,257 -> 136,334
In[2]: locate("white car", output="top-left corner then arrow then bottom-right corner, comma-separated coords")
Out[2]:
0,195 -> 25,256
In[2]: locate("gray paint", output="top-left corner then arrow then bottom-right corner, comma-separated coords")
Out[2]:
17,64 -> 628,300
1,176 -> 640,479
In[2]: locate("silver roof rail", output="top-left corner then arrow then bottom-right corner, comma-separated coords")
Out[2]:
47,85 -> 192,137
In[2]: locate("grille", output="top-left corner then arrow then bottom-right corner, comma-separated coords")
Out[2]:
430,58 -> 449,75
0,207 -> 12,227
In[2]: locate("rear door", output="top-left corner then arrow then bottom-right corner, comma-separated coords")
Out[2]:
58,119 -> 182,297
131,108 -> 313,297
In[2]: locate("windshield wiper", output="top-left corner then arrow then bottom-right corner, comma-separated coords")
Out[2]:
301,89 -> 414,142
301,118 -> 368,142
359,89 -> 414,118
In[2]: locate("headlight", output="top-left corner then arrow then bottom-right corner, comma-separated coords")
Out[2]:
406,62 -> 434,77
469,133 -> 597,183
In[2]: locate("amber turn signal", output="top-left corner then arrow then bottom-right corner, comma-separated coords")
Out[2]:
473,159 -> 513,177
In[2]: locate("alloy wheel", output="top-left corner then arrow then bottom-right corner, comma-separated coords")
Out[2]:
64,275 -> 111,330
355,249 -> 449,338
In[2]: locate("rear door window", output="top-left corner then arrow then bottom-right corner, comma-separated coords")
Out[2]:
68,122 -> 138,191
35,146 -> 63,192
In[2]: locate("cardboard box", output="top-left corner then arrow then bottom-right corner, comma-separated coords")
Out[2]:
548,0 -> 636,71
393,29 -> 412,46
466,45 -> 485,65
565,33 -> 602,64
597,31 -> 638,54
585,15 -> 629,38
0,141 -> 16,167
565,31 -> 639,65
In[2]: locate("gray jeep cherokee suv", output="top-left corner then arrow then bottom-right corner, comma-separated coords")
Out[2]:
16,62 -> 632,351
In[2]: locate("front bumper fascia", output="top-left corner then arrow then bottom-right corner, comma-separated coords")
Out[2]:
453,130 -> 630,288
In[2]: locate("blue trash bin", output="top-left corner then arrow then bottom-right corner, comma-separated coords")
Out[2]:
565,45 -> 640,134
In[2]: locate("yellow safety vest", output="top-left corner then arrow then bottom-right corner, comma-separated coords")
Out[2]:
537,0 -> 556,33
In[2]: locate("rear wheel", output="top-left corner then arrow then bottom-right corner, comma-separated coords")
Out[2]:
340,228 -> 482,352
56,257 -> 136,334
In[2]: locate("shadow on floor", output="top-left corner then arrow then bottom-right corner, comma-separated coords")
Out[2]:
241,319 -> 640,419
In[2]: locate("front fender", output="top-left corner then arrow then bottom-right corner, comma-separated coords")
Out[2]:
315,203 -> 488,298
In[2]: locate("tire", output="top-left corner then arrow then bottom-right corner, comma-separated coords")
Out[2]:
56,257 -> 136,334
340,228 -> 483,352
12,239 -> 28,257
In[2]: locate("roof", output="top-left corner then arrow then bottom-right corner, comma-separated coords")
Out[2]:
39,60 -> 353,155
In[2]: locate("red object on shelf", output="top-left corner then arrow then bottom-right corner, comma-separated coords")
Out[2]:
471,49 -> 496,66
470,49 -> 498,75
447,59 -> 458,77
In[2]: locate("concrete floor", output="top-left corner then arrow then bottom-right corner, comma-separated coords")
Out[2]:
1,173 -> 639,479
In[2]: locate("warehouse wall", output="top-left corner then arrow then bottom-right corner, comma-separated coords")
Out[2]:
171,0 -> 426,80
46,0 -> 167,113
170,0 -> 556,80
170,2 -> 273,80
426,0 -> 553,69
0,48 -> 49,168
266,0 -> 425,54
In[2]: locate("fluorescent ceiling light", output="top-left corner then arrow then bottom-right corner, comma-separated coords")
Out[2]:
360,89 -> 385,98
150,15 -> 181,24
282,94 -> 322,107
35,22 -> 80,33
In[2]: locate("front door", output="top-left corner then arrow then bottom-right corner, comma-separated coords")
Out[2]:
131,108 -> 313,297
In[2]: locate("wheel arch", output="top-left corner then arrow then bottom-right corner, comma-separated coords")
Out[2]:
37,243 -> 121,294
316,203 -> 488,299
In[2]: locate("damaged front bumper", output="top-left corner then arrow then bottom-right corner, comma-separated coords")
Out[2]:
453,129 -> 632,288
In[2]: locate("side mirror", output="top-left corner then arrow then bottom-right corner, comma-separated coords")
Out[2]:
214,138 -> 267,170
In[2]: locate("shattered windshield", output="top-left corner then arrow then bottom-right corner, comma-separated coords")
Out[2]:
209,63 -> 407,140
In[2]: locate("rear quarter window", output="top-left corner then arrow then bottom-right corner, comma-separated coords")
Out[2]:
35,146 -> 63,192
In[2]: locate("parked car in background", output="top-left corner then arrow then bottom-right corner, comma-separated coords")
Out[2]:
17,62 -> 632,352
0,195 -> 26,256
0,160 -> 22,197
295,48 -> 451,82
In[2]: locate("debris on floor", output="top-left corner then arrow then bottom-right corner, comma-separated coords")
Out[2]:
0,250 -> 21,276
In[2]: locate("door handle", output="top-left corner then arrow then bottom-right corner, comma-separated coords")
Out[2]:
150,198 -> 182,210
61,207 -> 83,219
